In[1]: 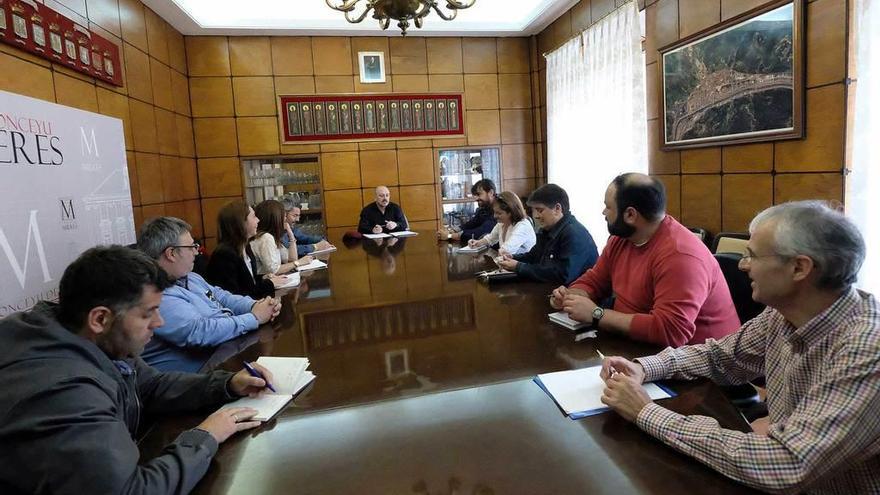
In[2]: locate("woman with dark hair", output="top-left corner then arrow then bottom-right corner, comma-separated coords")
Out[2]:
206,200 -> 281,298
467,191 -> 536,255
250,199 -> 313,275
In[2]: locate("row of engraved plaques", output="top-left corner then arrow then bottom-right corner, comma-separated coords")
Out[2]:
287,98 -> 461,138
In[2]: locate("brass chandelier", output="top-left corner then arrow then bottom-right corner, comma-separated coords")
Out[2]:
325,0 -> 477,36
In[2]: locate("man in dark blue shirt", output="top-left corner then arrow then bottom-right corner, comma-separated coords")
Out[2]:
358,185 -> 409,234
498,184 -> 598,285
438,179 -> 497,243
280,199 -> 334,256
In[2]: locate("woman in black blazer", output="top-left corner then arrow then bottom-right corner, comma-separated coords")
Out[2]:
206,200 -> 280,299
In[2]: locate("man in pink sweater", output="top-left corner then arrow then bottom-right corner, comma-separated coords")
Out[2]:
551,173 -> 739,346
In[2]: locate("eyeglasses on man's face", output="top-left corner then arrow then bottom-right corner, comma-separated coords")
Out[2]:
168,243 -> 200,252
739,249 -> 789,265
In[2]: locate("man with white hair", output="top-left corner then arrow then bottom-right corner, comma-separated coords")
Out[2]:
600,201 -> 880,494
357,185 -> 408,234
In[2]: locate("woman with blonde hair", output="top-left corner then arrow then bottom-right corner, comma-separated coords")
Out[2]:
250,199 -> 313,275
468,191 -> 536,255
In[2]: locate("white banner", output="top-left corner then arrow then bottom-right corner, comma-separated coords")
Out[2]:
0,89 -> 134,317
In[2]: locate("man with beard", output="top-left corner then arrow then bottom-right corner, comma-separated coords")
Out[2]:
0,246 -> 272,494
551,173 -> 739,346
358,185 -> 409,234
437,179 -> 497,243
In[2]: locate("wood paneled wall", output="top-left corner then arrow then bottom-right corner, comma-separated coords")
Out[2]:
185,35 -> 540,248
0,0 -> 202,239
535,0 -> 848,234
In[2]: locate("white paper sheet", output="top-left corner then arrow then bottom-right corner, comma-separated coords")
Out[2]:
537,366 -> 672,416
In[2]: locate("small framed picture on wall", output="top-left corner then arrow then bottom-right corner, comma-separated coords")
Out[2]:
358,51 -> 386,84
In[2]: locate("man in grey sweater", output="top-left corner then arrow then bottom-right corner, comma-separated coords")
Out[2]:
0,246 -> 274,494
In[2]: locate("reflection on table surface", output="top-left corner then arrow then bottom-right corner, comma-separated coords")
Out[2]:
140,231 -> 759,494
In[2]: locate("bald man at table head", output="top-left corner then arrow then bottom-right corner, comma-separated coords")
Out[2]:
600,200 -> 880,494
358,185 -> 409,235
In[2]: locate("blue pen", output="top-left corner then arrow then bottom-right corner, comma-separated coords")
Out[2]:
242,361 -> 277,393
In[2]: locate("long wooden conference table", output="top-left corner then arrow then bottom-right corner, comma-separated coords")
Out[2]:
139,231 -> 759,494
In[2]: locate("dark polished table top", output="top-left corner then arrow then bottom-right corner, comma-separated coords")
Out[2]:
140,231 -> 759,494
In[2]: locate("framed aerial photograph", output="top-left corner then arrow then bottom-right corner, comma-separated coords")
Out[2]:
358,51 -> 386,84
659,0 -> 803,150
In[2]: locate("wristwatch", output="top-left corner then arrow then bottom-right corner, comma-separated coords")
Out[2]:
447,233 -> 452,240
591,307 -> 605,329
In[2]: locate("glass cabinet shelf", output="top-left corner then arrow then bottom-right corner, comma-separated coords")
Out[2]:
242,155 -> 325,237
437,147 -> 501,229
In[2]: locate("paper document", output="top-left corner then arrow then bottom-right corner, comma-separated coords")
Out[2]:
548,311 -> 589,330
458,244 -> 488,253
217,357 -> 315,422
310,246 -> 337,256
390,231 -> 418,237
276,272 -> 301,289
363,233 -> 391,239
296,259 -> 327,272
535,366 -> 674,419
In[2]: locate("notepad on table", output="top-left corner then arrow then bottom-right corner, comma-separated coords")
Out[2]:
218,356 -> 316,422
296,259 -> 327,272
275,272 -> 301,289
458,244 -> 488,253
390,230 -> 418,237
548,311 -> 589,330
363,233 -> 392,239
310,245 -> 338,256
534,366 -> 674,419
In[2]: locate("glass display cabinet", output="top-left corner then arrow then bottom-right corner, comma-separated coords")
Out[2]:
437,147 -> 501,230
242,155 -> 325,238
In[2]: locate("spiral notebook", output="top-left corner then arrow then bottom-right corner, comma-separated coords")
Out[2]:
218,357 -> 316,422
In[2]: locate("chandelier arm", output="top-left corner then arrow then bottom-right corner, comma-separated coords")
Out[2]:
325,0 -> 361,13
415,1 -> 434,19
445,0 -> 476,9
431,3 -> 459,21
344,4 -> 374,23
378,16 -> 391,30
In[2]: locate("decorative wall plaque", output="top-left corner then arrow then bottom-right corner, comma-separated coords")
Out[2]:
0,0 -> 122,86
279,93 -> 465,143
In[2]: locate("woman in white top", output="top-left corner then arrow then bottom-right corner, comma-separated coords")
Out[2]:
468,191 -> 536,255
251,199 -> 313,275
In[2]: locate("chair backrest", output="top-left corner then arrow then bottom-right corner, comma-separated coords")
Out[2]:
687,226 -> 712,248
714,253 -> 765,324
712,232 -> 750,255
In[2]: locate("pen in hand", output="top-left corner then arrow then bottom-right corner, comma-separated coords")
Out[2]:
242,361 -> 277,393
596,350 -> 618,376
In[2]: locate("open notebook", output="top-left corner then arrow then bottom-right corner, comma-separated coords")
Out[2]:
458,244 -> 488,253
218,356 -> 316,422
363,233 -> 391,239
310,246 -> 337,256
296,259 -> 327,272
535,366 -> 674,419
275,272 -> 301,289
390,230 -> 418,237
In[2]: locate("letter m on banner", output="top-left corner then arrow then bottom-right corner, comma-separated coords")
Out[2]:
0,210 -> 53,289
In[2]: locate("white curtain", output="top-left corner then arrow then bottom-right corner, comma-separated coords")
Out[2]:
545,1 -> 647,250
847,0 -> 880,293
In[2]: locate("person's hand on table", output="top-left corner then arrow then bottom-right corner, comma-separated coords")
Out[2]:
599,356 -> 645,383
497,257 -> 518,271
385,220 -> 398,231
229,362 -> 276,397
294,255 -> 314,268
197,407 -> 260,443
467,239 -> 479,248
750,416 -> 771,436
372,224 -> 383,234
562,293 -> 597,322
314,240 -> 333,251
251,297 -> 281,323
601,372 -> 653,423
268,274 -> 288,289
549,285 -> 568,309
